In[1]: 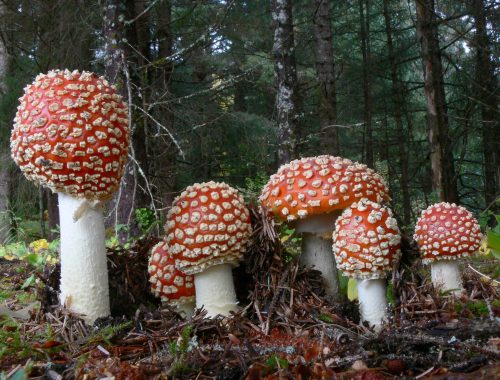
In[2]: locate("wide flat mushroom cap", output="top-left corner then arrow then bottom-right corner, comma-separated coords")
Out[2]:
10,69 -> 129,201
260,156 -> 389,222
414,202 -> 482,265
333,199 -> 401,279
148,241 -> 195,306
166,181 -> 252,275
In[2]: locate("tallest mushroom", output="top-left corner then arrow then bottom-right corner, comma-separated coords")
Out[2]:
260,156 -> 389,298
10,69 -> 129,323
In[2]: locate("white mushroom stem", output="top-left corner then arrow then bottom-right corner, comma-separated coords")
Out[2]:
58,193 -> 110,324
296,212 -> 341,299
176,300 -> 196,319
430,260 -> 463,295
358,278 -> 387,331
194,263 -> 238,317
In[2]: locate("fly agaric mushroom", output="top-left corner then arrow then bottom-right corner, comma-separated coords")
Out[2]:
166,181 -> 252,317
10,69 -> 129,323
333,199 -> 401,330
149,241 -> 195,318
414,202 -> 482,295
260,156 -> 389,297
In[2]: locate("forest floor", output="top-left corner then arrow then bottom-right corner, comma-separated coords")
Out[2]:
0,211 -> 499,379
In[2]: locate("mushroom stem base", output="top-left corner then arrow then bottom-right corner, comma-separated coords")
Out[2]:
58,193 -> 110,324
358,278 -> 387,331
194,264 -> 238,318
177,301 -> 196,319
431,261 -> 463,295
300,233 -> 340,299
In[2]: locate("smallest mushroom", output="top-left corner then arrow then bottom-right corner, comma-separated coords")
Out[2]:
333,199 -> 401,330
414,202 -> 482,295
148,241 -> 195,318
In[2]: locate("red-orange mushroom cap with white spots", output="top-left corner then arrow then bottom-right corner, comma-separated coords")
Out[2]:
333,199 -> 401,279
10,69 -> 129,201
166,181 -> 252,275
414,202 -> 482,265
148,241 -> 195,305
260,156 -> 389,222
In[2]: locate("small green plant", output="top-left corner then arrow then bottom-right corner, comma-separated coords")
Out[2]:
168,325 -> 194,377
479,205 -> 500,259
135,207 -> 159,234
266,354 -> 289,372
85,321 -> 133,346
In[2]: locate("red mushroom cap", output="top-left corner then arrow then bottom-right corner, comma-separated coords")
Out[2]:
414,202 -> 482,264
148,241 -> 195,305
260,156 -> 389,222
333,199 -> 401,279
166,181 -> 252,275
10,69 -> 129,201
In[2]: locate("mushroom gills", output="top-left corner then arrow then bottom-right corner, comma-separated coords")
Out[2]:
193,263 -> 238,317
430,260 -> 463,295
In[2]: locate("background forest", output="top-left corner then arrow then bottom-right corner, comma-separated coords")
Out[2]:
0,0 -> 498,243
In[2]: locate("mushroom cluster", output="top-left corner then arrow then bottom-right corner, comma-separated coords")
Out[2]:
10,69 -> 129,323
149,181 -> 252,318
260,155 -> 389,297
414,202 -> 482,294
333,199 -> 401,329
148,241 -> 196,317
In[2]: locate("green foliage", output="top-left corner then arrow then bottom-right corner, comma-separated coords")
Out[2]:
134,207 -> 159,234
245,171 -> 270,201
266,354 -> 289,371
168,325 -> 194,377
0,239 -> 59,271
0,317 -> 62,363
347,278 -> 358,301
454,300 -> 498,318
85,321 -> 133,346
478,204 -> 500,259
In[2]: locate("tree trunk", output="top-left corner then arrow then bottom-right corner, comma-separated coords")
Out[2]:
415,0 -> 458,203
46,190 -> 59,240
313,0 -> 339,156
153,0 -> 178,209
359,0 -> 373,168
473,0 -> 499,211
0,3 -> 11,243
0,156 -> 11,243
272,0 -> 299,166
103,0 -> 150,241
383,0 -> 411,228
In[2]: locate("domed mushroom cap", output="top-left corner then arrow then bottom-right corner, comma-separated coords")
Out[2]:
333,199 -> 401,279
10,69 -> 129,201
260,156 -> 389,222
414,202 -> 482,265
148,241 -> 195,305
166,181 -> 252,275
